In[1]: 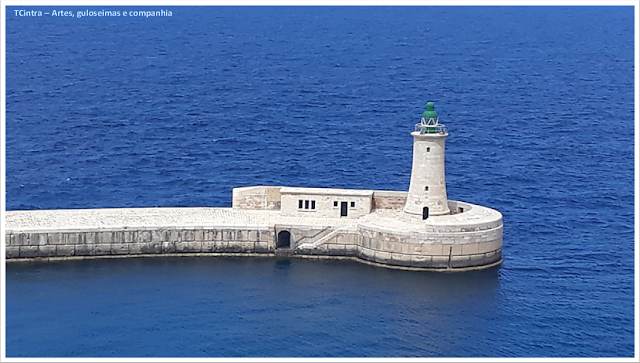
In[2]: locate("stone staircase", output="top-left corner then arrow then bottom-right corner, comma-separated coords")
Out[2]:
297,226 -> 358,250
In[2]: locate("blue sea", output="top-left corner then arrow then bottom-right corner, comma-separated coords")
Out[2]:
4,6 -> 636,358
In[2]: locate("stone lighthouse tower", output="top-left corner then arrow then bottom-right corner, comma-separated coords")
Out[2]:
403,102 -> 451,219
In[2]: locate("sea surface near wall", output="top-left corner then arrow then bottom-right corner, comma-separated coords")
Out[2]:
4,6 -> 635,358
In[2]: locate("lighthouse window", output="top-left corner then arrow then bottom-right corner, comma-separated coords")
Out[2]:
298,200 -> 303,209
334,201 -> 338,207
311,200 -> 316,209
305,200 -> 309,209
427,147 -> 431,152
350,202 -> 355,208
425,186 -> 429,191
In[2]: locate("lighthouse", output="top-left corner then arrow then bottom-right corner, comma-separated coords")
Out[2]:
403,102 -> 451,219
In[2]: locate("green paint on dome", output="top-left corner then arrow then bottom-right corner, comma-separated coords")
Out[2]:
422,102 -> 438,119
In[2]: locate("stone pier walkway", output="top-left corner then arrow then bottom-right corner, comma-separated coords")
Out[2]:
4,207 -> 358,232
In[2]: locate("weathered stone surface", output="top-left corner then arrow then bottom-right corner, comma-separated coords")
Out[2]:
19,246 -> 39,258
430,256 -> 449,269
194,229 -> 205,241
237,242 -> 254,252
223,230 -> 235,241
56,245 -> 75,257
224,242 -> 244,253
112,231 -> 125,243
6,246 -> 20,258
201,241 -> 216,252
450,255 -> 472,268
326,244 -> 345,255
123,230 -> 135,243
213,230 -> 223,241
372,191 -> 407,211
461,243 -> 479,255
162,241 -> 176,253
421,243 -> 443,256
16,233 -> 30,246
37,245 -> 57,257
169,229 -> 180,242
30,233 -> 48,246
94,244 -> 111,256
151,229 -> 167,243
254,242 -> 271,253
75,244 -> 93,256
248,230 -> 259,242
137,231 -> 152,243
389,253 -> 412,267
373,251 -> 392,264
180,230 -> 195,242
141,242 -> 162,254
85,232 -> 97,244
232,186 -> 282,210
345,244 -> 358,255
411,255 -> 432,268
175,241 -> 202,253
47,233 -> 62,245
97,232 -> 112,244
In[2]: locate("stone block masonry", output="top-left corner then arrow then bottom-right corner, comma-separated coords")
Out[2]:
5,227 -> 276,259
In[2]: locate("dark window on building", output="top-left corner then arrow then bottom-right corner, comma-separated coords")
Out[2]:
305,200 -> 309,209
350,202 -> 355,208
311,200 -> 316,209
298,200 -> 303,209
334,201 -> 338,207
425,186 -> 429,191
427,147 -> 431,152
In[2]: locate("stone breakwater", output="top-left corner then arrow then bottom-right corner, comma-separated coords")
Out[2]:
4,197 -> 503,271
4,207 -> 355,260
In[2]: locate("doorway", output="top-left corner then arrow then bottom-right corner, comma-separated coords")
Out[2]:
277,230 -> 291,248
340,202 -> 348,217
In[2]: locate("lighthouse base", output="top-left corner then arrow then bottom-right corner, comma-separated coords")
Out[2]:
355,201 -> 502,270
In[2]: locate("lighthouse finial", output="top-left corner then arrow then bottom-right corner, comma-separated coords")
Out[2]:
422,102 -> 438,119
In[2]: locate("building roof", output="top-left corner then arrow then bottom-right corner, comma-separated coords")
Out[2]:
279,187 -> 373,197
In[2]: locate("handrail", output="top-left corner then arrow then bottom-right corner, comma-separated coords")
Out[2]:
414,123 -> 448,135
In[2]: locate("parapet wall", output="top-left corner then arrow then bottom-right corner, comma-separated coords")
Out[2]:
232,186 -> 283,210
371,190 -> 407,210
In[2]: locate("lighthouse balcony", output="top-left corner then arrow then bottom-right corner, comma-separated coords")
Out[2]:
415,123 -> 448,135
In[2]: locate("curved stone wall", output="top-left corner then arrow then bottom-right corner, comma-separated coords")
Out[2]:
355,225 -> 502,269
355,200 -> 503,269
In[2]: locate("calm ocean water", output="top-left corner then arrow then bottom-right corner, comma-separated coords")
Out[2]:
4,6 -> 636,358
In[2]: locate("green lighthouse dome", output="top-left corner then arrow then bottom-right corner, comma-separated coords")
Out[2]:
422,102 -> 438,119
